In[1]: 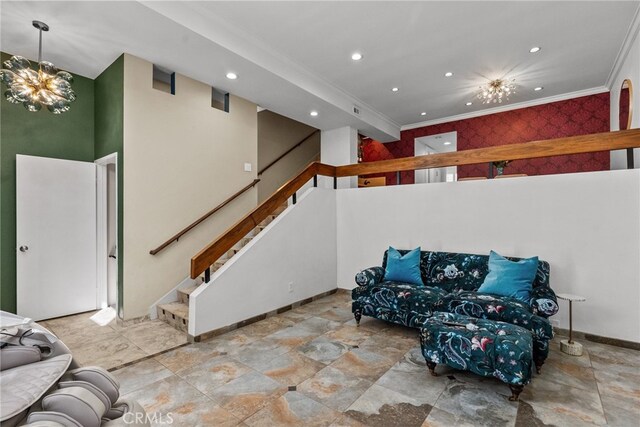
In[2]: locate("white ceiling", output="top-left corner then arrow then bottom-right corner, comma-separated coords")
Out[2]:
2,1 -> 638,141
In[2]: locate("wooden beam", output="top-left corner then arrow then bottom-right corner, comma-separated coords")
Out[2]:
334,129 -> 640,177
190,129 -> 640,279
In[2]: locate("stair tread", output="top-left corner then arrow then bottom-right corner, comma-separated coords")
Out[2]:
177,285 -> 200,296
158,302 -> 189,318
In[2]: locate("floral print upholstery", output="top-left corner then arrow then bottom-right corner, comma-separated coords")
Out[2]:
352,282 -> 447,327
355,266 -> 385,287
352,249 -> 557,368
425,252 -> 490,292
445,291 -> 553,366
420,312 -> 533,387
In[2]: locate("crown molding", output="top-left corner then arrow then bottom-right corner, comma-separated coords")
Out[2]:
605,5 -> 640,90
401,86 -> 609,131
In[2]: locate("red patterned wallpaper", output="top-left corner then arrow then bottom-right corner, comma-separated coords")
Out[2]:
362,92 -> 610,183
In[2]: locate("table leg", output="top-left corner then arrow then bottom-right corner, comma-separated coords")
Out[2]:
569,300 -> 573,344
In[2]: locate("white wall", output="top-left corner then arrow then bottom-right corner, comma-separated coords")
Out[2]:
336,171 -> 640,342
610,16 -> 640,169
123,54 -> 258,319
190,188 -> 337,336
321,126 -> 358,189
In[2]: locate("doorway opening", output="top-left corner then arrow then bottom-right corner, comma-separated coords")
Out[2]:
96,153 -> 119,318
414,132 -> 457,183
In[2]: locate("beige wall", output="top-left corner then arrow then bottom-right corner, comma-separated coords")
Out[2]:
257,111 -> 319,201
123,54 -> 257,319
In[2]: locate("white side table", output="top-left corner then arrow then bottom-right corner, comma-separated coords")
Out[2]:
556,293 -> 586,356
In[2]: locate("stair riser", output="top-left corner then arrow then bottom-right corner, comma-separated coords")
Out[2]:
159,203 -> 287,334
157,306 -> 189,332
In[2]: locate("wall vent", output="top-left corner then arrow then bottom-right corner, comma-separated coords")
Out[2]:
152,65 -> 175,95
211,88 -> 230,113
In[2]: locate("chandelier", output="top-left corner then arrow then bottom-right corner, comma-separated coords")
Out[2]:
477,78 -> 516,104
0,21 -> 76,114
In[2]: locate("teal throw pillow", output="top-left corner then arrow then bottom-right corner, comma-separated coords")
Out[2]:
477,251 -> 538,302
384,247 -> 424,286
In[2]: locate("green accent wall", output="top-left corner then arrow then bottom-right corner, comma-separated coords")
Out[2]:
94,55 -> 124,316
0,52 -> 95,312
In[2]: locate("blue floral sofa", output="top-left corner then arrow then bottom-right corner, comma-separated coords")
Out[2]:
352,249 -> 558,372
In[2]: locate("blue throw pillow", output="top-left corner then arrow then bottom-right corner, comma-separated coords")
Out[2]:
384,247 -> 424,286
477,251 -> 538,302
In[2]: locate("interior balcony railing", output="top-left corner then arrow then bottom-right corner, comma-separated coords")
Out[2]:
190,129 -> 640,281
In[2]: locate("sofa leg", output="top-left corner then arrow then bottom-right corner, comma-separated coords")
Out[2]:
534,358 -> 544,374
354,310 -> 362,327
508,384 -> 524,401
426,361 -> 438,376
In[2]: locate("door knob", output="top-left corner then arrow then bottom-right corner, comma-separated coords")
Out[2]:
19,245 -> 29,252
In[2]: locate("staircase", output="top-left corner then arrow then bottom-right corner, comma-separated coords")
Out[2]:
156,202 -> 289,332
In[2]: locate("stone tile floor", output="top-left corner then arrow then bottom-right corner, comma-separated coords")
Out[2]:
52,292 -> 640,426
39,311 -> 187,370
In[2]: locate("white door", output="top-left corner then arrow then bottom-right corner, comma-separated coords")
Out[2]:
17,155 -> 98,320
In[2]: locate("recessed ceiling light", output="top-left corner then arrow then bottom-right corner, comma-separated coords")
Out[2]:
226,72 -> 237,80
391,87 -> 399,92
444,72 -> 453,77
420,112 -> 427,116
444,141 -> 452,146
351,52 -> 363,61
310,110 -> 318,117
466,102 -> 473,106
534,86 -> 544,91
529,47 -> 541,53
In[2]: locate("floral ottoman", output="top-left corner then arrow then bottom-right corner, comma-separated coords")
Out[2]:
419,312 -> 533,401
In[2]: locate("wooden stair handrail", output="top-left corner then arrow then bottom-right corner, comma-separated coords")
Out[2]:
258,129 -> 319,175
191,162 -> 335,276
150,179 -> 261,255
190,129 -> 640,278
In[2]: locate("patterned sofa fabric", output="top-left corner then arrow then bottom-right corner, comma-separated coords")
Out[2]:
352,249 -> 558,368
445,291 -> 553,370
425,251 -> 558,317
425,252 -> 490,293
351,281 -> 447,318
374,250 -> 558,317
420,312 -> 533,400
355,266 -> 385,287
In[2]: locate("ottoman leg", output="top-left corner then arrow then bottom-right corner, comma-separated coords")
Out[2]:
508,384 -> 524,401
354,310 -> 362,327
426,361 -> 438,376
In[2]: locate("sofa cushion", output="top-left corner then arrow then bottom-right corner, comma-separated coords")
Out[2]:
382,250 -> 430,286
425,252 -> 489,292
384,247 -> 424,286
477,251 -> 538,302
352,281 -> 448,320
445,292 -> 536,327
